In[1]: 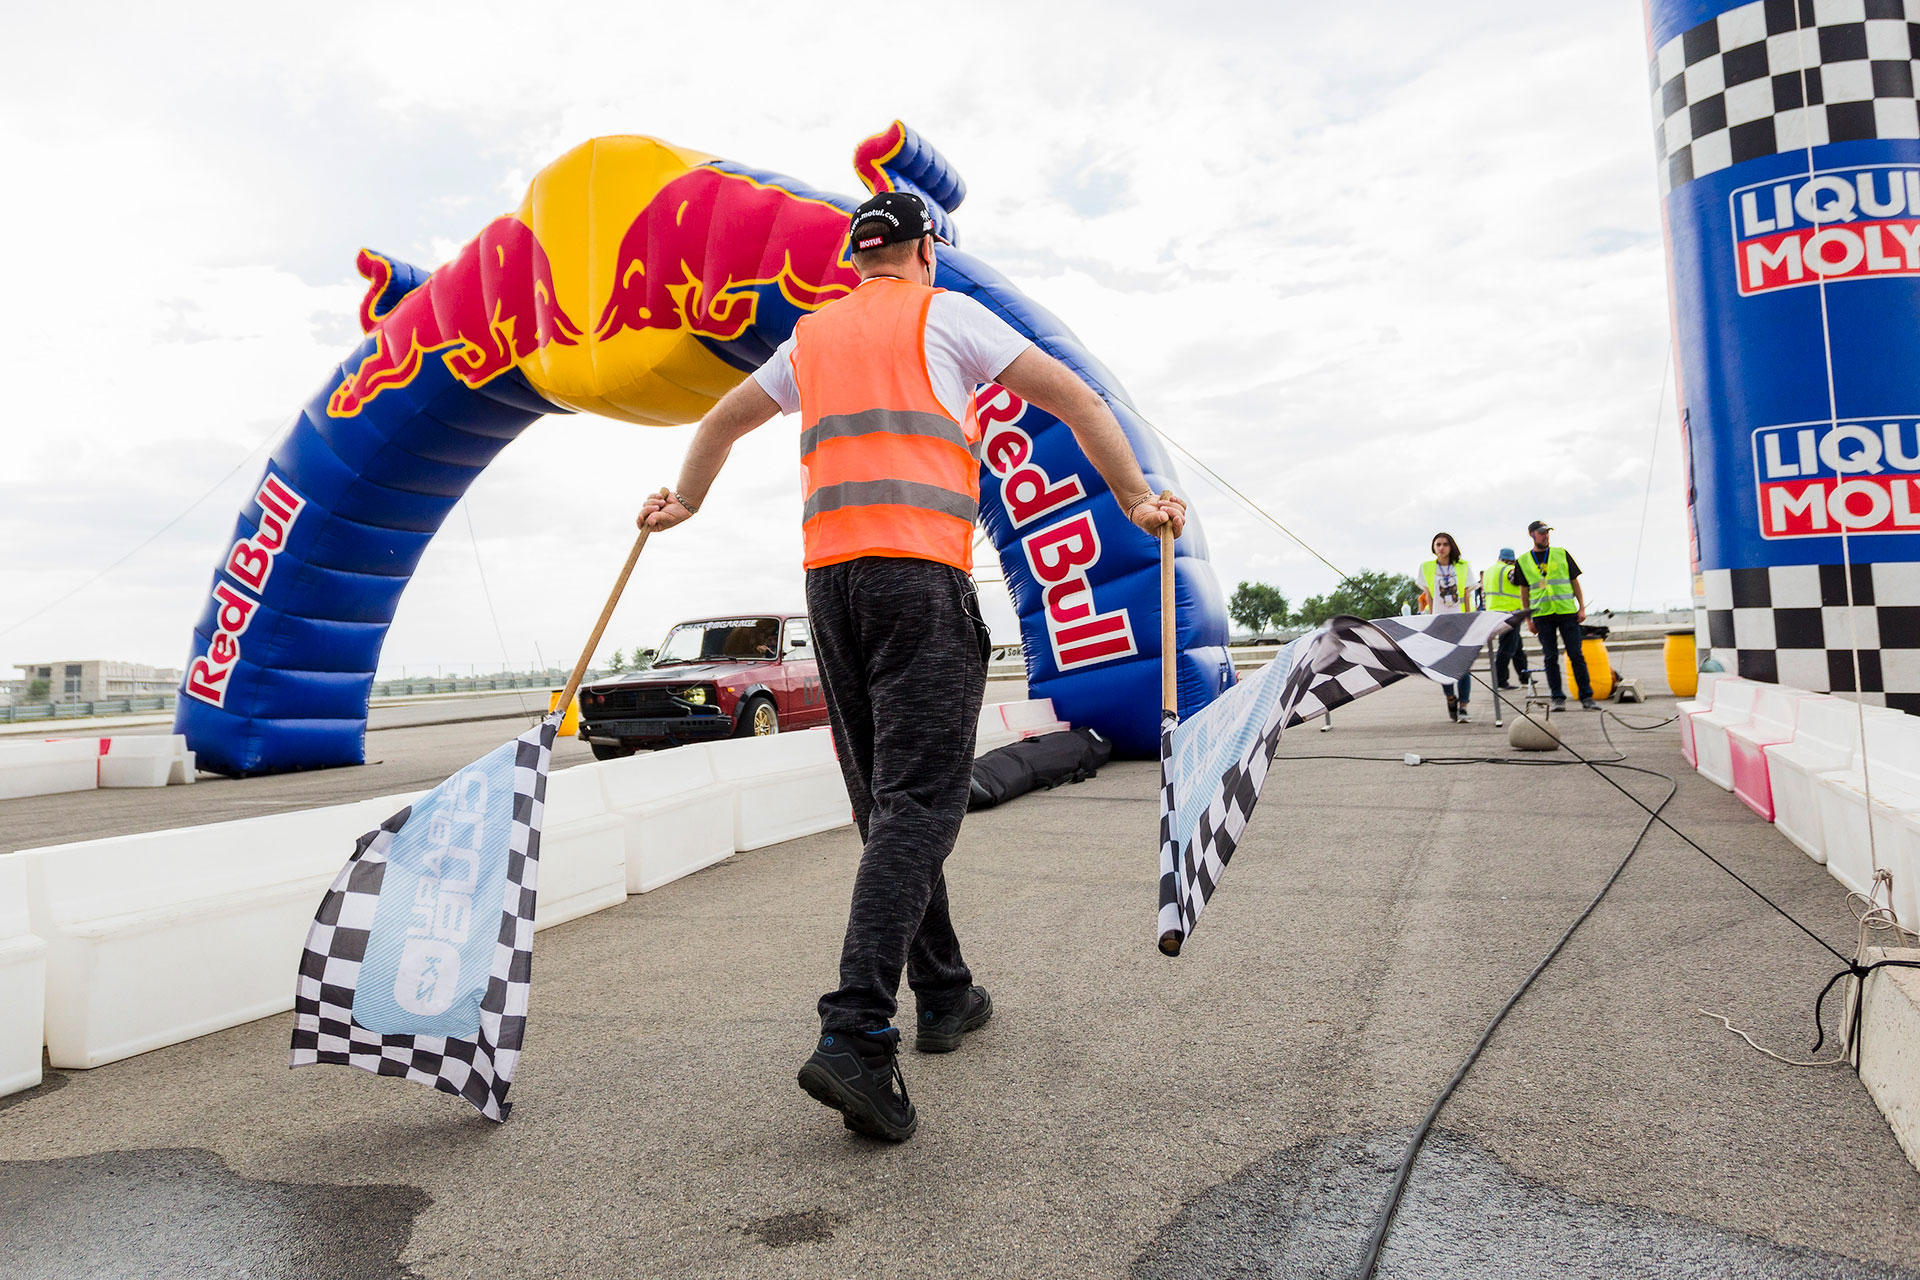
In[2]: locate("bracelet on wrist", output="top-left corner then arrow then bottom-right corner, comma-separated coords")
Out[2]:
672,490 -> 700,515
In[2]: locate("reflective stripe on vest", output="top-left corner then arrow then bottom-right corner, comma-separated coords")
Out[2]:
791,279 -> 978,571
1517,546 -> 1575,614
1420,558 -> 1472,613
1482,565 -> 1524,612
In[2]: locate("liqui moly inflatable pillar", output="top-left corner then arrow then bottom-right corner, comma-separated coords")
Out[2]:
1648,0 -> 1920,712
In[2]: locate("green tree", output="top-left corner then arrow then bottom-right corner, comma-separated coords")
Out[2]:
1228,581 -> 1291,633
607,649 -> 627,672
1292,570 -> 1423,627
25,678 -> 49,703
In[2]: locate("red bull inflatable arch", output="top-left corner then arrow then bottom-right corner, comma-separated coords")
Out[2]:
176,123 -> 1235,776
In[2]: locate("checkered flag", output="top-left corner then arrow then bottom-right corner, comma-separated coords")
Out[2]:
1156,611 -> 1516,955
1649,0 -> 1920,195
291,713 -> 560,1121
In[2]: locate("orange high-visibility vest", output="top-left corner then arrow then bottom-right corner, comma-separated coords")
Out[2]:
791,278 -> 980,571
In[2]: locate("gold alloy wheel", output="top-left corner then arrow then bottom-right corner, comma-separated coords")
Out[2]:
752,701 -> 778,736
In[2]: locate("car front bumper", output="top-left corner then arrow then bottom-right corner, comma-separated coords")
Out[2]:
578,715 -> 735,745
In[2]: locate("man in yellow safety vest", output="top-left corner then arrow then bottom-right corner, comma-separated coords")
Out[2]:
1509,520 -> 1594,710
1481,547 -> 1532,689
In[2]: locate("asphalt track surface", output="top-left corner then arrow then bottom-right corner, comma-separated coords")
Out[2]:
4,651 -> 1920,1277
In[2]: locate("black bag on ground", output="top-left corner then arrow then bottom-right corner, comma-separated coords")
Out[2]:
968,728 -> 1113,810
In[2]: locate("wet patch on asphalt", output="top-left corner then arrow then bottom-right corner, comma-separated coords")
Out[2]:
0,1147 -> 428,1280
1135,1129 -> 1920,1280
742,1207 -> 840,1247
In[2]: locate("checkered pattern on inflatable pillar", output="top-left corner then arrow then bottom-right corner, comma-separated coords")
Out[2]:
1649,0 -> 1920,713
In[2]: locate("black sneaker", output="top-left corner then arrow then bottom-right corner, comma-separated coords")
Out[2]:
916,985 -> 992,1053
1551,696 -> 1567,711
1444,692 -> 1459,722
797,1027 -> 916,1142
1580,697 -> 1598,711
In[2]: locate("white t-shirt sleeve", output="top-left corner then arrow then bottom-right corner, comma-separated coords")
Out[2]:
926,291 -> 1033,389
751,337 -> 800,416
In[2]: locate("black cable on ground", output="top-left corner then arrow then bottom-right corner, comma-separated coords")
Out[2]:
1355,753 -> 1677,1278
1350,670 -> 1854,1278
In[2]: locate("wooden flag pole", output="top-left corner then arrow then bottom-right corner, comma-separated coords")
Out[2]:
556,527 -> 651,713
1158,489 -> 1177,718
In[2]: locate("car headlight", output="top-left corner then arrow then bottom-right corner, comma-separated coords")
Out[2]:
682,686 -> 708,705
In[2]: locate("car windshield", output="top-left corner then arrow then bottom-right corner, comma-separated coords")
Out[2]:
654,618 -> 782,665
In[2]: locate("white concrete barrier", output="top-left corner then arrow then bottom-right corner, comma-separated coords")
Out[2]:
6,700 -> 1089,1073
595,746 -> 736,893
0,739 -> 98,801
1856,945 -> 1920,1173
975,705 -> 1020,756
1676,671 -> 1735,769
1692,679 -> 1761,791
708,729 -> 852,851
534,766 -> 629,930
0,856 -> 47,1097
98,736 -> 178,788
17,791 -> 420,1069
1815,713 -> 1920,902
1766,698 -> 1896,865
1001,699 -> 1070,739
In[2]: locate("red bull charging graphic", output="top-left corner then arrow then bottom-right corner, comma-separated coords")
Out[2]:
331,218 -> 582,416
175,123 -> 1232,776
595,167 -> 857,348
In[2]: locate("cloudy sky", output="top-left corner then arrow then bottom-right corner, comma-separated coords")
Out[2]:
0,0 -> 1682,680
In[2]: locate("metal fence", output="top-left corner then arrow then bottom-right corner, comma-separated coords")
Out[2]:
0,670 -> 608,724
1,695 -> 178,723
368,670 -> 588,698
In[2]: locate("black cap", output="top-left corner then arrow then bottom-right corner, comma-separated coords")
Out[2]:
1527,520 -> 1553,534
848,191 -> 947,252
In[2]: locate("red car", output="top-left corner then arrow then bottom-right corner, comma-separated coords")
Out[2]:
575,614 -> 829,759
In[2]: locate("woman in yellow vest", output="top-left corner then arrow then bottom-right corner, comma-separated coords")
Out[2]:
1418,532 -> 1474,722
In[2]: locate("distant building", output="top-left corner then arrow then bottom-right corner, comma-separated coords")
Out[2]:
11,660 -> 182,704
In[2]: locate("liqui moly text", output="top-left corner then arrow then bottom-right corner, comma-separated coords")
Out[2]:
1751,416 -> 1920,538
1731,167 -> 1920,295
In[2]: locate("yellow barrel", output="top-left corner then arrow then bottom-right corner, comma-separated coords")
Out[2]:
1565,636 -> 1613,700
548,689 -> 580,737
1664,630 -> 1698,698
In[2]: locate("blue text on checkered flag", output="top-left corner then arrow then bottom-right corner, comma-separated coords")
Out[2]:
290,713 -> 559,1121
1157,611 -> 1515,955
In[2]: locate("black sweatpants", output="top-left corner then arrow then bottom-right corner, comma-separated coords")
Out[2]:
1533,612 -> 1592,700
807,556 -> 990,1034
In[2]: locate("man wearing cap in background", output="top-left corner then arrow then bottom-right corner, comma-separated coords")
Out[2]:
1481,547 -> 1532,689
637,190 -> 1186,1142
1510,520 -> 1594,711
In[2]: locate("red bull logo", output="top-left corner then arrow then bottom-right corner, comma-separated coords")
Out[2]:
329,217 -> 581,417
596,167 -> 856,344
977,385 -> 1137,672
185,475 -> 307,707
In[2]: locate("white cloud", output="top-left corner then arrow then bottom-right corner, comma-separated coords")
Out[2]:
0,0 -> 1702,686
